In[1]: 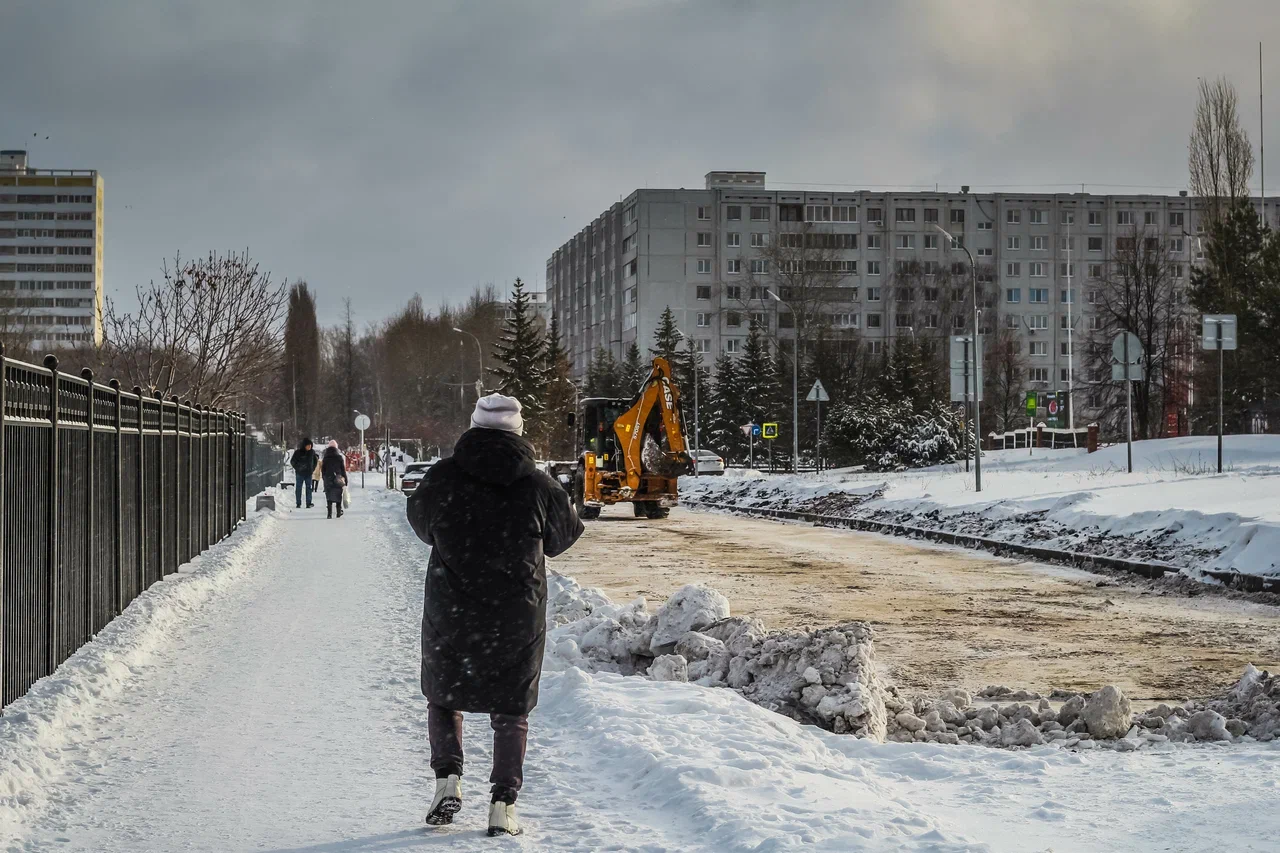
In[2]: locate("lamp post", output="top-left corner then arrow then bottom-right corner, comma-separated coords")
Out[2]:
452,327 -> 485,399
766,290 -> 800,473
673,329 -> 700,474
933,223 -> 982,492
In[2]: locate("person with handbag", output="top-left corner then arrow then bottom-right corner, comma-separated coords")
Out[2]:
320,440 -> 348,519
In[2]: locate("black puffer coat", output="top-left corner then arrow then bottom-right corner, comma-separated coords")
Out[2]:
320,446 -> 347,503
407,428 -> 584,715
290,439 -> 318,476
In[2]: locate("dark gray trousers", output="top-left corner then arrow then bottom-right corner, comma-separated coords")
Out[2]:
428,702 -> 528,804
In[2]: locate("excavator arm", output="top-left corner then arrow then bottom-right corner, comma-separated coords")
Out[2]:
613,357 -> 691,491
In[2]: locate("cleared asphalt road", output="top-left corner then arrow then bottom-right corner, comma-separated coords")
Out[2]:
551,505 -> 1280,702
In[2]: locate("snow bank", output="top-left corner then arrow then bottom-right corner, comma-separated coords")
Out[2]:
685,434 -> 1280,580
0,501 -> 281,838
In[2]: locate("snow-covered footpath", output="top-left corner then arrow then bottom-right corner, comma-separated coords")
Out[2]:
684,434 -> 1280,581
1,489 -> 1277,851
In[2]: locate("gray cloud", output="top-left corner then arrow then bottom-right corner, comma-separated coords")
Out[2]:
2,0 -> 1277,325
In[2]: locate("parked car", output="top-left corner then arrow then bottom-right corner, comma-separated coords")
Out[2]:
399,461 -> 434,495
544,460 -> 576,495
691,449 -> 725,475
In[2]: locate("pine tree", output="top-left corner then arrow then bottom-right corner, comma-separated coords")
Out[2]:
706,353 -> 746,463
585,347 -> 623,397
739,324 -> 779,428
621,341 -> 645,393
650,305 -> 682,367
540,312 -> 576,458
674,338 -> 710,450
282,282 -> 321,436
491,277 -> 547,426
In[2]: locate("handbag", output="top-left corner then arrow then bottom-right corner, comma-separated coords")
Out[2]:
342,484 -> 352,509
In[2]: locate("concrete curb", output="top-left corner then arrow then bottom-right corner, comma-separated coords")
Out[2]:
683,499 -> 1278,594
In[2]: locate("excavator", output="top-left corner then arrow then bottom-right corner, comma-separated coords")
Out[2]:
567,357 -> 694,520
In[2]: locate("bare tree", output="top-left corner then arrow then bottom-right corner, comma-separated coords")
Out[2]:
0,302 -> 39,362
1082,228 -> 1188,439
1189,76 -> 1255,226
103,250 -> 286,408
983,323 -> 1028,433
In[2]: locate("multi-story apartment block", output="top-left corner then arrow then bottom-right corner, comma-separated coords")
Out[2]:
548,170 -> 1278,421
0,150 -> 104,350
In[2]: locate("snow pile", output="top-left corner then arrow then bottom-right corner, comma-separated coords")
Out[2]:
685,434 -> 1280,580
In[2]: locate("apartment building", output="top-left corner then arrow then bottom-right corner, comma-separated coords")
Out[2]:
0,150 -> 104,349
547,171 -> 1280,417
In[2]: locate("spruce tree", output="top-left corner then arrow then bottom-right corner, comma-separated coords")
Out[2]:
739,324 -> 779,428
540,312 -> 576,458
706,353 -> 747,463
621,341 -> 645,392
650,305 -> 682,367
585,347 -> 623,397
491,277 -> 547,425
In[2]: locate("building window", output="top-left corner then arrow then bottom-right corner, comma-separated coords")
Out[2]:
779,204 -> 802,222
1088,315 -> 1102,331
1029,263 -> 1046,278
1005,314 -> 1020,329
1116,237 -> 1135,252
1088,237 -> 1103,252
780,259 -> 801,274
727,232 -> 741,248
1030,341 -> 1047,356
867,261 -> 881,276
1117,210 -> 1133,225
696,285 -> 711,300
697,232 -> 711,247
726,205 -> 742,221
1061,211 -> 1075,224
895,260 -> 911,276
696,312 -> 709,327
1006,262 -> 1021,277
750,206 -> 770,221
895,208 -> 916,223
727,259 -> 742,274
697,258 -> 712,274
1029,314 -> 1048,330
897,234 -> 914,250
725,285 -> 743,300
750,232 -> 768,248
924,287 -> 939,302
922,313 -> 939,329
806,205 -> 832,222
977,219 -> 992,231
1007,209 -> 1022,224
916,233 -> 934,250
1060,288 -> 1075,303
725,338 -> 741,354
866,313 -> 882,328
1031,236 -> 1046,251
1170,211 -> 1185,227
623,205 -> 636,225
1008,236 -> 1021,250
923,208 -> 939,223
1006,288 -> 1021,303
1029,287 -> 1048,302
726,311 -> 742,328
865,340 -> 882,355
1029,209 -> 1045,224
1088,265 -> 1102,279
977,247 -> 993,257
839,260 -> 858,274
696,338 -> 711,353
1172,263 -> 1184,278
867,286 -> 882,301
833,205 -> 856,222
750,259 -> 768,274
623,313 -> 637,331
895,313 -> 912,329
1144,211 -> 1157,226
749,312 -> 766,329
1087,289 -> 1098,303
867,207 -> 883,224
625,259 -> 637,277
832,312 -> 855,328
1029,367 -> 1049,382
952,314 -> 965,330
866,234 -> 882,250
1169,237 -> 1184,252
697,206 -> 709,220
1059,263 -> 1075,278
1060,342 -> 1071,356
950,209 -> 965,225
1087,210 -> 1102,226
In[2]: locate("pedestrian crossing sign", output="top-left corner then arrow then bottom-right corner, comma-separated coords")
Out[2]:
762,423 -> 779,440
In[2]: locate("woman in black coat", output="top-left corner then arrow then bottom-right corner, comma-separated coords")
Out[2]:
406,394 -> 583,836
320,440 -> 347,519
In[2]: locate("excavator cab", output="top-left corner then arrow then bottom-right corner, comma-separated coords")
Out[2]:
579,398 -> 628,472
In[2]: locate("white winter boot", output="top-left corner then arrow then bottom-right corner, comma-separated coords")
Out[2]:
425,775 -> 462,826
487,800 -> 522,837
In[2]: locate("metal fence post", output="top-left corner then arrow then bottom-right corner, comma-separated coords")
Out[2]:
170,395 -> 181,572
0,342 -> 6,701
82,369 -> 95,637
183,400 -> 193,561
110,380 -> 123,616
154,392 -> 165,577
133,386 -> 146,596
44,355 -> 59,673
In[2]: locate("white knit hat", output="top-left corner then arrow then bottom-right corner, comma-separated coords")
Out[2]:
471,393 -> 524,435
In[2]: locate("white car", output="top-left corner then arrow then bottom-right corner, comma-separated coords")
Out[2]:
691,449 -> 725,475
400,461 -> 434,495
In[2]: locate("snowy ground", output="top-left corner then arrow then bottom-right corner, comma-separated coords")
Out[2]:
2,488 -> 1278,851
684,434 -> 1280,580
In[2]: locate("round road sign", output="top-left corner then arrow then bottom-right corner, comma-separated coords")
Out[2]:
1047,399 -> 1059,416
354,414 -> 371,431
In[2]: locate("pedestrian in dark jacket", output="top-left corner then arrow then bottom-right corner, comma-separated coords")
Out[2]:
320,440 -> 347,519
289,437 -> 319,509
407,393 -> 584,837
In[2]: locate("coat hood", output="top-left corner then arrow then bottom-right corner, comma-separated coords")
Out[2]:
297,437 -> 313,451
451,427 -> 537,486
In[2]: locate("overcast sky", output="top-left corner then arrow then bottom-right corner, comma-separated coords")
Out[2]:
3,0 -> 1278,326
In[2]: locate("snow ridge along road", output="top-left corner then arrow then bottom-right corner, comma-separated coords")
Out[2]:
2,489 -> 1278,851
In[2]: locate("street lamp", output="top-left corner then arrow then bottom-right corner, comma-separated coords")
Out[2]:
673,328 -> 701,473
932,224 -> 982,492
765,289 -> 800,474
452,327 -> 485,399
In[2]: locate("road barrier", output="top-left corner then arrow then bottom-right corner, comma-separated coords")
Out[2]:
0,346 -> 266,710
684,499 -> 1277,594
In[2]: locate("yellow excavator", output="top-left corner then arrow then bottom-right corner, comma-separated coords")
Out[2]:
567,357 -> 694,520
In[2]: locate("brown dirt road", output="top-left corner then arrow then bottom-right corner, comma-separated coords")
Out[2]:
549,506 -> 1280,703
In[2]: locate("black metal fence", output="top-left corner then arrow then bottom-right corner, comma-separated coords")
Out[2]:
1,346 -> 256,710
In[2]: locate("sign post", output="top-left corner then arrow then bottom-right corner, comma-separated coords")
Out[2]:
950,335 -> 983,489
1111,332 -> 1143,474
805,380 -> 829,472
1201,314 -> 1238,474
741,423 -> 760,470
354,413 -> 371,488
1025,391 -> 1037,455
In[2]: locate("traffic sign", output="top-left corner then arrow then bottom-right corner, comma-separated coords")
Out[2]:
761,423 -> 778,440
1025,391 -> 1037,417
740,423 -> 754,436
948,335 -> 984,402
353,413 -> 371,431
1111,332 -> 1142,364
806,380 -> 830,403
1201,314 -> 1238,351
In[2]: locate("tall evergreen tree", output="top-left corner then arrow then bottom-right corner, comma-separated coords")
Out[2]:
621,341 -> 645,392
650,305 -> 682,367
539,312 -> 576,458
491,277 -> 547,426
282,281 -> 321,436
739,324 -> 779,428
584,347 -> 623,397
705,353 -> 746,463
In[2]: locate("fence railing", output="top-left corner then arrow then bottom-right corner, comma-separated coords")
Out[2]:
987,425 -> 1093,451
1,346 -> 253,710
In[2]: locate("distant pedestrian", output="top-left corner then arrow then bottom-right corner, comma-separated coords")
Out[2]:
312,453 -> 323,495
289,437 -> 319,509
321,440 -> 348,519
407,393 -> 584,837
